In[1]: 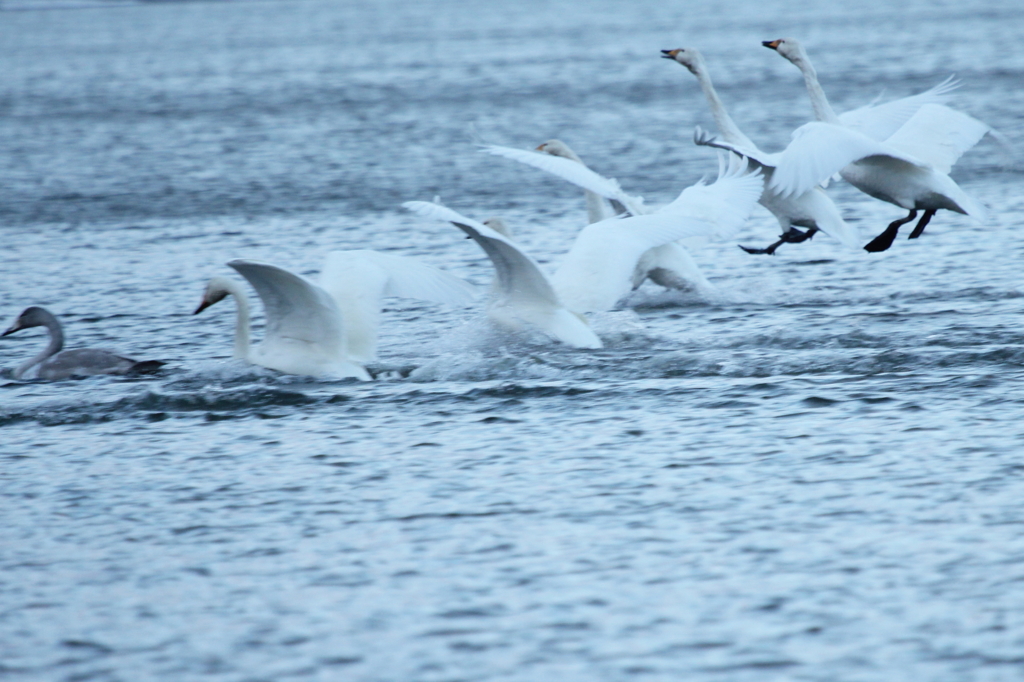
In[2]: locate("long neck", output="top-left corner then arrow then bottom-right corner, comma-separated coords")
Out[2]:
558,147 -> 612,224
791,55 -> 840,124
692,63 -> 755,148
226,282 -> 251,360
13,313 -> 63,379
584,190 -> 611,224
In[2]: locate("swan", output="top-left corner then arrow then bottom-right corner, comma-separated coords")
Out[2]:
195,254 -> 476,378
660,47 -> 858,255
404,155 -> 762,335
762,38 -> 992,251
485,139 -> 712,292
195,260 -> 371,380
404,200 -> 603,348
2,306 -> 165,380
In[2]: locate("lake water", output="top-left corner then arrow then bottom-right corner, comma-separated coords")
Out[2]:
2,0 -> 1024,680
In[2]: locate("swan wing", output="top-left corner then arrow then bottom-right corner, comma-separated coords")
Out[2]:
322,250 -> 477,306
769,122 -> 926,197
693,126 -> 780,169
658,153 -> 764,241
838,75 -> 960,141
881,103 -> 990,175
402,201 -> 561,307
228,260 -> 344,352
552,213 -> 718,312
481,145 -> 648,216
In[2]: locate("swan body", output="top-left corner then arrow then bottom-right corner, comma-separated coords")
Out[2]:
763,37 -> 991,250
403,201 -> 602,348
484,142 -> 712,293
2,306 -> 164,381
661,47 -> 858,253
195,261 -> 370,380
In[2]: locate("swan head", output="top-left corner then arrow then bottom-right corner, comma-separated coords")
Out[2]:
2,306 -> 55,337
661,47 -> 705,75
194,277 -> 236,315
762,38 -> 806,64
483,217 -> 513,239
536,139 -> 582,163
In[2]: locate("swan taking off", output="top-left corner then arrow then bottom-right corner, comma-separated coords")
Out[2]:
486,139 -> 713,294
661,46 -> 858,255
403,200 -> 603,349
195,260 -> 370,380
195,253 -> 476,379
2,306 -> 165,380
762,37 -> 992,252
404,155 -> 761,341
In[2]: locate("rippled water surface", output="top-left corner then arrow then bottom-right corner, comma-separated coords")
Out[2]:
2,1 -> 1024,680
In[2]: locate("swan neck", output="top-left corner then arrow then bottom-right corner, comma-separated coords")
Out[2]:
693,64 -> 749,146
584,190 -> 610,224
795,58 -> 840,124
226,282 -> 251,360
13,314 -> 63,379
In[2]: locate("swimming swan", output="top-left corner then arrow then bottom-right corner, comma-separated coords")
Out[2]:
487,139 -> 713,294
661,46 -> 858,255
2,306 -> 165,380
404,155 -> 762,333
762,38 -> 991,252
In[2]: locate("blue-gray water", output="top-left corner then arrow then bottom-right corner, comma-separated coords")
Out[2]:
2,1 -> 1024,680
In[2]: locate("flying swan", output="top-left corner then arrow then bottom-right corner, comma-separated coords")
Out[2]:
2,306 -> 165,380
661,46 -> 858,255
761,37 -> 992,252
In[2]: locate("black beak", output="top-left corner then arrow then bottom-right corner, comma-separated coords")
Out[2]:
1,324 -> 20,337
193,301 -> 211,315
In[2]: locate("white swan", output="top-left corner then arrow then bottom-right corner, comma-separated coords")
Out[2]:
660,47 -> 858,255
2,306 -> 165,380
196,253 -> 476,378
485,139 -> 713,293
762,38 -> 991,251
195,260 -> 371,380
404,155 -> 761,332
403,201 -> 603,348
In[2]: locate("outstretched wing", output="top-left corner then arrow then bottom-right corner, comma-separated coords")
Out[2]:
768,122 -> 927,197
693,126 -> 780,169
882,103 -> 991,175
402,201 -> 561,307
228,260 -> 343,351
838,75 -> 960,141
322,250 -> 477,306
552,212 -> 719,312
481,145 -> 648,216
658,153 -> 764,241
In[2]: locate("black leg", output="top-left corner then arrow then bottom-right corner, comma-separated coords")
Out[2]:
864,210 -> 917,253
739,227 -> 819,256
908,208 -> 937,239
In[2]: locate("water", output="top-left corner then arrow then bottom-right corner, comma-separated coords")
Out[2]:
2,0 -> 1024,680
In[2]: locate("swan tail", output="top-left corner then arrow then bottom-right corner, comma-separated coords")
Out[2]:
546,309 -> 603,349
